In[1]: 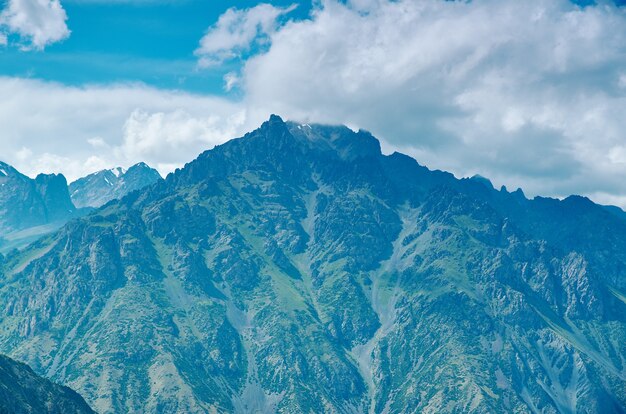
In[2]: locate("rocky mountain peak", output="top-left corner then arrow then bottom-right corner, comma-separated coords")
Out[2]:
286,121 -> 382,161
127,162 -> 161,180
126,162 -> 151,172
0,165 -> 77,236
0,162 -> 12,177
469,174 -> 494,190
0,161 -> 25,180
69,162 -> 161,208
34,173 -> 76,220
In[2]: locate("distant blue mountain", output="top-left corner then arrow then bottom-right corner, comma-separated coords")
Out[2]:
0,161 -> 76,233
69,162 -> 162,208
0,162 -> 86,253
0,161 -> 161,253
0,115 -> 624,413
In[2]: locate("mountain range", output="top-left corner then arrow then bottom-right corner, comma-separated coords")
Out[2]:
0,162 -> 161,253
0,115 -> 624,413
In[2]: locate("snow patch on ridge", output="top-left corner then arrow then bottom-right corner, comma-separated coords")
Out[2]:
110,167 -> 126,178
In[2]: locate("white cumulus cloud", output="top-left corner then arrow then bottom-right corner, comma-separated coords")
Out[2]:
195,2 -> 297,68
0,0 -> 70,50
118,109 -> 247,173
0,77 -> 255,181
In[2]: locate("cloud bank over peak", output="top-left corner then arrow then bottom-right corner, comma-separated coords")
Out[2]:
239,0 -> 626,206
0,0 -> 70,50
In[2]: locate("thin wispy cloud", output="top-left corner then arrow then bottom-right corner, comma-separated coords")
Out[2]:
195,2 -> 297,68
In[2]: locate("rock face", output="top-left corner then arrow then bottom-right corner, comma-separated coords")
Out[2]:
0,162 -> 76,233
0,162 -> 90,253
0,162 -> 81,253
0,115 -> 625,413
0,354 -> 94,414
69,163 -> 162,208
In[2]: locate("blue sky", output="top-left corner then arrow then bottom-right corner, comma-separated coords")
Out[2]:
2,0 -> 626,208
0,0 -> 311,93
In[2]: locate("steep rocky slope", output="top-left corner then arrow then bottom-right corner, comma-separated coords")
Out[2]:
0,162 -> 76,232
69,163 -> 162,208
0,354 -> 94,413
0,116 -> 624,413
0,162 -> 81,253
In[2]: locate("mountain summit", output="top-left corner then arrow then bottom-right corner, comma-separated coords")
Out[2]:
0,116 -> 624,413
69,162 -> 162,208
0,161 -> 76,234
